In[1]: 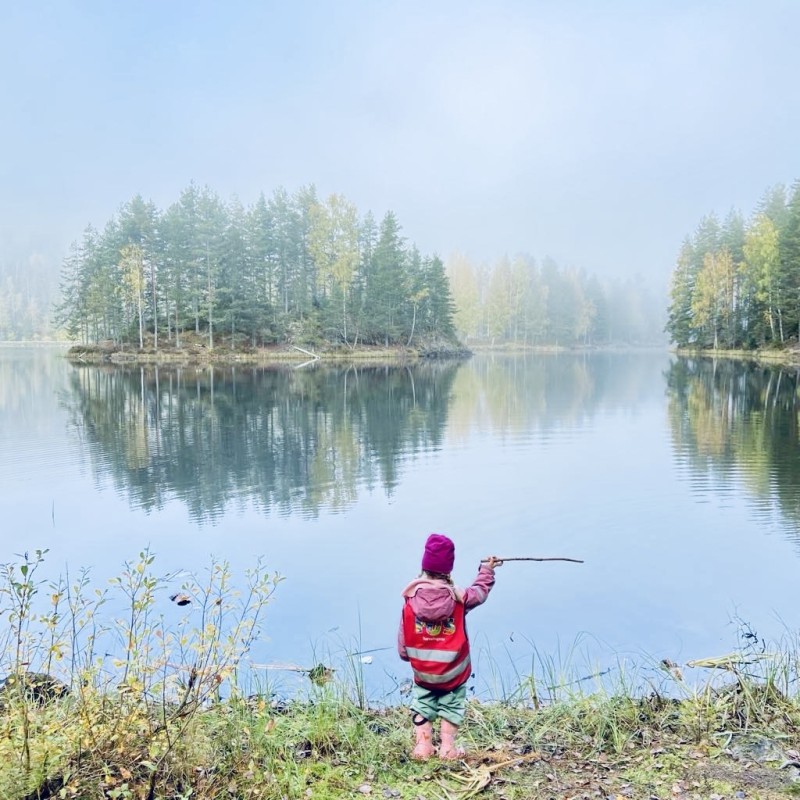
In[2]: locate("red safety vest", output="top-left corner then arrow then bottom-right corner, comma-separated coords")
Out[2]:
402,599 -> 471,691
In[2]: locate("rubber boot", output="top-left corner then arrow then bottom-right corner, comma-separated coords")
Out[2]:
439,719 -> 465,760
411,715 -> 435,760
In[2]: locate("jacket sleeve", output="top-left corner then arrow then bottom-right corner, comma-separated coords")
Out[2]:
397,609 -> 409,661
462,564 -> 496,611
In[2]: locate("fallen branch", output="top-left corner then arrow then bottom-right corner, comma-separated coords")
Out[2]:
481,557 -> 584,564
250,661 -> 307,672
686,653 -> 774,670
250,661 -> 335,685
437,752 -> 543,799
291,344 -> 319,360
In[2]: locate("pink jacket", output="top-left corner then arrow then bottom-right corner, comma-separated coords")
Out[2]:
397,564 -> 496,661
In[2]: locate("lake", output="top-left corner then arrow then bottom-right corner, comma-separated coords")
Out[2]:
2,346 -> 800,701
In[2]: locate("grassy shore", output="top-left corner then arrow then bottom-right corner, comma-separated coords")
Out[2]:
3,553 -> 800,799
63,334 -> 470,366
675,344 -> 800,367
5,663 -> 800,799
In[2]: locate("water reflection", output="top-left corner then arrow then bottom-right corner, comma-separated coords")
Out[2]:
59,352 -> 670,524
666,357 -> 800,540
61,362 -> 458,522
448,352 -> 663,439
0,346 -> 66,417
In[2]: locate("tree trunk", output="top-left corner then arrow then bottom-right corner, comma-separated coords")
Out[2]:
137,289 -> 144,349
406,303 -> 417,347
207,247 -> 214,350
342,292 -> 348,346
150,260 -> 158,350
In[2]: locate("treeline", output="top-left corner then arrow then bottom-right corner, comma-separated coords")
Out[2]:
447,252 -> 665,347
0,252 -> 59,340
666,182 -> 800,349
55,184 -> 457,350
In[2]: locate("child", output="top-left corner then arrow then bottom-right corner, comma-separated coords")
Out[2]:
398,533 -> 502,760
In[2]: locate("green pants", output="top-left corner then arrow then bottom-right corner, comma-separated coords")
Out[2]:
410,683 -> 467,725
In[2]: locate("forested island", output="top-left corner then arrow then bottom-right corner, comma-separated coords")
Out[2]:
55,184 -> 462,360
666,180 -> 800,355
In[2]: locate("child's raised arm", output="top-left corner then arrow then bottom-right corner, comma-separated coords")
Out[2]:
462,559 -> 500,609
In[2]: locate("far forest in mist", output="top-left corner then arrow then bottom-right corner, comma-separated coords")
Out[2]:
2,183 -> 666,348
447,253 -> 665,347
667,181 -> 800,350
0,249 -> 59,341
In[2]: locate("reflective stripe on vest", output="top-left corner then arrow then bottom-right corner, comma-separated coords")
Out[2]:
405,647 -> 460,663
412,654 -> 472,686
402,598 -> 471,691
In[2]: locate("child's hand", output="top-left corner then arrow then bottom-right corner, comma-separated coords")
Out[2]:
484,556 -> 504,569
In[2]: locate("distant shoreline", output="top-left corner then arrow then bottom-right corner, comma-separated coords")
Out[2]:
0,340 -> 71,347
62,339 -> 471,365
675,345 -> 800,367
61,341 -> 674,366
15,341 -> 800,368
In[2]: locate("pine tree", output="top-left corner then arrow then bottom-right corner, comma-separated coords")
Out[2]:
367,211 -> 406,345
421,254 -> 456,340
778,181 -> 800,341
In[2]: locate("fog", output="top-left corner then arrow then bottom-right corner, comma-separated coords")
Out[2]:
2,0 -> 800,283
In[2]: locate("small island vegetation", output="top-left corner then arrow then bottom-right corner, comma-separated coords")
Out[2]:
54,185 -> 464,364
3,551 -> 800,800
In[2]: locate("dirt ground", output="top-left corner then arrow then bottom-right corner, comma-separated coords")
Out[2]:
417,740 -> 800,800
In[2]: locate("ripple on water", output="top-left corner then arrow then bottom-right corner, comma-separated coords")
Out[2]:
0,433 -> 82,484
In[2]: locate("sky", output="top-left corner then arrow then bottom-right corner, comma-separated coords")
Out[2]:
2,0 -> 800,285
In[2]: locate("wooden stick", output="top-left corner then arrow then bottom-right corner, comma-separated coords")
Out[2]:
481,556 -> 584,563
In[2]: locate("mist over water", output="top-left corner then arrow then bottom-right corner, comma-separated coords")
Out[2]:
2,347 -> 800,698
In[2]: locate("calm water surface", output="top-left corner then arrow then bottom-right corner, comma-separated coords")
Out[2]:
2,347 -> 800,698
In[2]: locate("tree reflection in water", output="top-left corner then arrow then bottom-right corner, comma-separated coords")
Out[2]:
666,356 -> 800,540
61,362 -> 459,522
59,352 -> 672,526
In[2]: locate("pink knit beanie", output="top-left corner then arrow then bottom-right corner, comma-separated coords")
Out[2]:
421,533 -> 455,574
